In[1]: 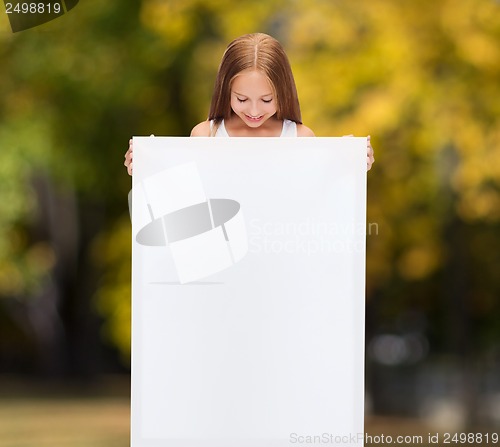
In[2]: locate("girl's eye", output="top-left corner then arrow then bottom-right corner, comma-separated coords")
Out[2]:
262,99 -> 273,103
237,98 -> 247,103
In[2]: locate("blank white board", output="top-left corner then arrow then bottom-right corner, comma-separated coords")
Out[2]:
131,137 -> 367,447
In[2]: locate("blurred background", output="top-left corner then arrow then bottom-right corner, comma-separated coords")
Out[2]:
1,0 -> 500,445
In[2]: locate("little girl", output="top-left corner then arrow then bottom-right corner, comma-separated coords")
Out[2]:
125,33 -> 374,173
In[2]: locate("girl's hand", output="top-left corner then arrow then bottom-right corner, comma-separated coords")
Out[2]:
124,138 -> 133,176
367,135 -> 375,171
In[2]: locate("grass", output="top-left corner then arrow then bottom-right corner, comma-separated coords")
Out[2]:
0,396 -> 130,447
0,376 -> 130,447
0,376 -> 436,447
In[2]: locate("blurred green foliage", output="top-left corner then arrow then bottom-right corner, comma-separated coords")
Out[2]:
0,0 -> 499,384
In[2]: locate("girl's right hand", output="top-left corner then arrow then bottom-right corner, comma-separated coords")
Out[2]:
124,138 -> 133,176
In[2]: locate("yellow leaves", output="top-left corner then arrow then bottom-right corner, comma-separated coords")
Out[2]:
97,282 -> 132,363
0,240 -> 56,297
92,216 -> 131,275
4,87 -> 36,118
184,40 -> 226,121
392,213 -> 444,281
398,244 -> 442,281
204,0 -> 500,292
25,242 -> 57,279
440,0 -> 500,70
0,262 -> 24,296
93,216 -> 132,360
453,155 -> 488,191
350,89 -> 403,134
288,2 -> 359,50
450,124 -> 500,222
457,33 -> 500,70
215,2 -> 282,40
140,0 -> 198,47
11,0 -> 494,360
458,188 -> 500,222
139,0 -> 287,49
365,216 -> 392,290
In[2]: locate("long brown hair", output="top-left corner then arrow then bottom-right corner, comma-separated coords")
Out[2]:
208,33 -> 302,132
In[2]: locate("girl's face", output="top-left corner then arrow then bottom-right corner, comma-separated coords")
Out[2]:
230,70 -> 277,128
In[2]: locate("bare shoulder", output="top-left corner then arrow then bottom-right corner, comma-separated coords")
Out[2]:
190,120 -> 211,136
297,123 -> 315,137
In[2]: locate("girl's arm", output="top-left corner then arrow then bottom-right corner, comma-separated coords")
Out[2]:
190,121 -> 211,136
297,124 -> 315,137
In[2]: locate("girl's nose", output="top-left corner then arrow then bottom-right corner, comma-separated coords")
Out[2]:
247,101 -> 259,115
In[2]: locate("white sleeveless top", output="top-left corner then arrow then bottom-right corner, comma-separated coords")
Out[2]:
212,119 -> 297,137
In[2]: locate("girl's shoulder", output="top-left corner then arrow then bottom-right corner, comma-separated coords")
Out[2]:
296,123 -> 315,137
190,120 -> 211,136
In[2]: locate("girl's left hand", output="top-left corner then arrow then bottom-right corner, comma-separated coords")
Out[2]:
124,138 -> 133,176
367,135 -> 375,171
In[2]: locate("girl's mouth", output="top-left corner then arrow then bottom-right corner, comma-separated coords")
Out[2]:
245,114 -> 263,122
